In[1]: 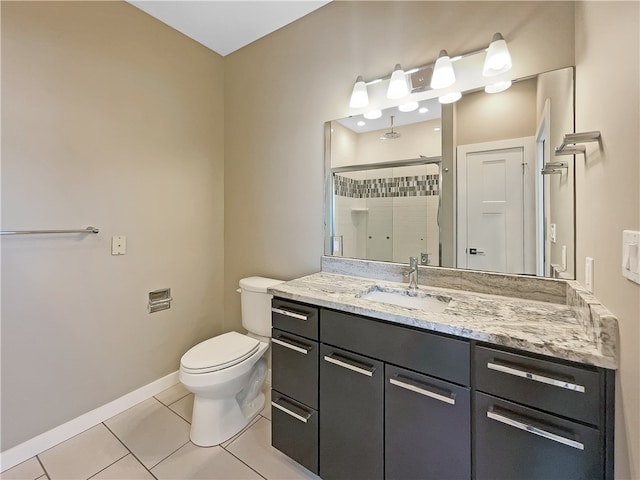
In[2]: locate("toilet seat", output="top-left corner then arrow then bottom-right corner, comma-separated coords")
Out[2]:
181,332 -> 261,374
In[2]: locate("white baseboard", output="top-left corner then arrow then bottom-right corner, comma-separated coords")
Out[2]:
0,371 -> 179,472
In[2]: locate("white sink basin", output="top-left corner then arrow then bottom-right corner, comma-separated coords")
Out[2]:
357,286 -> 451,313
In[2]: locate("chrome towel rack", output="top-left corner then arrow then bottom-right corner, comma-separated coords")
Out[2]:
541,161 -> 568,175
0,226 -> 99,236
555,131 -> 601,156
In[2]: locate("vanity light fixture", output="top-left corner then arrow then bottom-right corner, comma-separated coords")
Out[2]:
398,101 -> 419,112
483,33 -> 512,77
349,75 -> 369,108
485,80 -> 512,93
438,91 -> 462,104
430,50 -> 456,89
363,109 -> 383,120
387,64 -> 410,99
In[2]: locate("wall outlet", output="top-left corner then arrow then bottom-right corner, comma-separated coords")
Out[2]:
585,257 -> 594,292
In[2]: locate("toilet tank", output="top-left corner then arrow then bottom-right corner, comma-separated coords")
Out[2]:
239,276 -> 284,338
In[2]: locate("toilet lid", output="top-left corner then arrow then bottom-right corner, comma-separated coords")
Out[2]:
180,332 -> 261,374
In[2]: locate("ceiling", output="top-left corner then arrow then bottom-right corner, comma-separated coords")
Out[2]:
128,1 -> 332,56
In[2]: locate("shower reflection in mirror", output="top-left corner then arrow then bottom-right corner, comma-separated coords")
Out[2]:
331,159 -> 442,265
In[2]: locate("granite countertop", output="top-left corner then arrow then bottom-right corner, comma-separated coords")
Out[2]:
269,267 -> 618,370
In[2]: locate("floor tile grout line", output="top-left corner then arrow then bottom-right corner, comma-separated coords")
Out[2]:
101,422 -> 158,480
84,451 -> 130,480
221,447 -> 268,480
164,402 -> 193,424
35,455 -> 50,480
154,391 -> 191,409
147,439 -> 191,472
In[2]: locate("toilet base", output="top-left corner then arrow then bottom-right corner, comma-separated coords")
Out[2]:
190,391 -> 266,447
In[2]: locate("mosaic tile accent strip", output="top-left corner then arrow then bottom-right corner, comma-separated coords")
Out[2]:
335,174 -> 439,198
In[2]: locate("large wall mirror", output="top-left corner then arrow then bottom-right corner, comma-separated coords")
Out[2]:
325,66 -> 575,279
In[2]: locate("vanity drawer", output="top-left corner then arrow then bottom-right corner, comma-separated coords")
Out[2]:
475,346 -> 602,426
271,391 -> 318,474
271,329 -> 318,409
321,309 -> 470,386
272,299 -> 319,340
474,392 -> 603,480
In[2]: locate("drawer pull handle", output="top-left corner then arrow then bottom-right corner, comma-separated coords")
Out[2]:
323,354 -> 375,377
487,362 -> 586,393
272,337 -> 311,355
487,410 -> 585,450
271,307 -> 310,321
271,398 -> 312,424
389,377 -> 456,405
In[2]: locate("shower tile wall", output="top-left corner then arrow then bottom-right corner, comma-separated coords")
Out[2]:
333,164 -> 440,264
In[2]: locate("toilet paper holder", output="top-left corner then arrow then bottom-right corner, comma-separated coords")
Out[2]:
149,288 -> 172,313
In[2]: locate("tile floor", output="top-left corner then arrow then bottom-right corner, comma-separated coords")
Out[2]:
2,384 -> 320,480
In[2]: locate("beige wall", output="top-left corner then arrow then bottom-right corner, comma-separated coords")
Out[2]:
1,2 -> 225,450
575,2 -> 640,478
455,77 -> 537,146
4,2 -> 638,478
224,0 -> 576,333
537,67 -> 576,277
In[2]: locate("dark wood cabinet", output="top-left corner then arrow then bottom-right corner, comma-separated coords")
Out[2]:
319,344 -> 384,480
270,300 -> 320,475
473,345 -> 614,480
385,364 -> 470,480
271,298 -> 615,480
474,392 -> 603,480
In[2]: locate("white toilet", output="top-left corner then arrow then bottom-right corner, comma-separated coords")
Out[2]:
179,276 -> 283,447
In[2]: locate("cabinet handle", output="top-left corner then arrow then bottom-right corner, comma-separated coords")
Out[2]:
389,376 -> 456,405
271,397 -> 312,424
272,337 -> 311,355
271,307 -> 310,321
323,354 -> 375,377
487,410 -> 585,451
487,361 -> 586,393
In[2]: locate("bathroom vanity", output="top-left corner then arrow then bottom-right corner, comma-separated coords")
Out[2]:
269,258 -> 618,480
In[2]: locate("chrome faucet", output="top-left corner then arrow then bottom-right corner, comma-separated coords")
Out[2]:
408,256 -> 419,291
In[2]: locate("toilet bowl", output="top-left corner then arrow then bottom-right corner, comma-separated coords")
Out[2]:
179,276 -> 283,447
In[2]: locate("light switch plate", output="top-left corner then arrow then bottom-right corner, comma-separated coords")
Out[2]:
623,230 -> 640,284
550,224 -> 557,243
111,235 -> 126,255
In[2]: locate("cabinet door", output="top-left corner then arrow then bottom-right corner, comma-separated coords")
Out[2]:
475,392 -> 603,480
385,365 -> 471,480
320,344 -> 384,480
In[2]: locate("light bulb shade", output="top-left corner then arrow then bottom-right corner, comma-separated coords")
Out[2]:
484,80 -> 512,94
483,33 -> 512,77
438,91 -> 462,104
387,64 -> 409,99
430,50 -> 456,89
349,75 -> 369,108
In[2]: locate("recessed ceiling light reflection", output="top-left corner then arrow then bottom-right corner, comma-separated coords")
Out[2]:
398,102 -> 419,112
438,91 -> 462,104
418,107 -> 429,114
357,120 -> 366,126
364,110 -> 383,120
484,80 -> 512,94
433,127 -> 441,132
